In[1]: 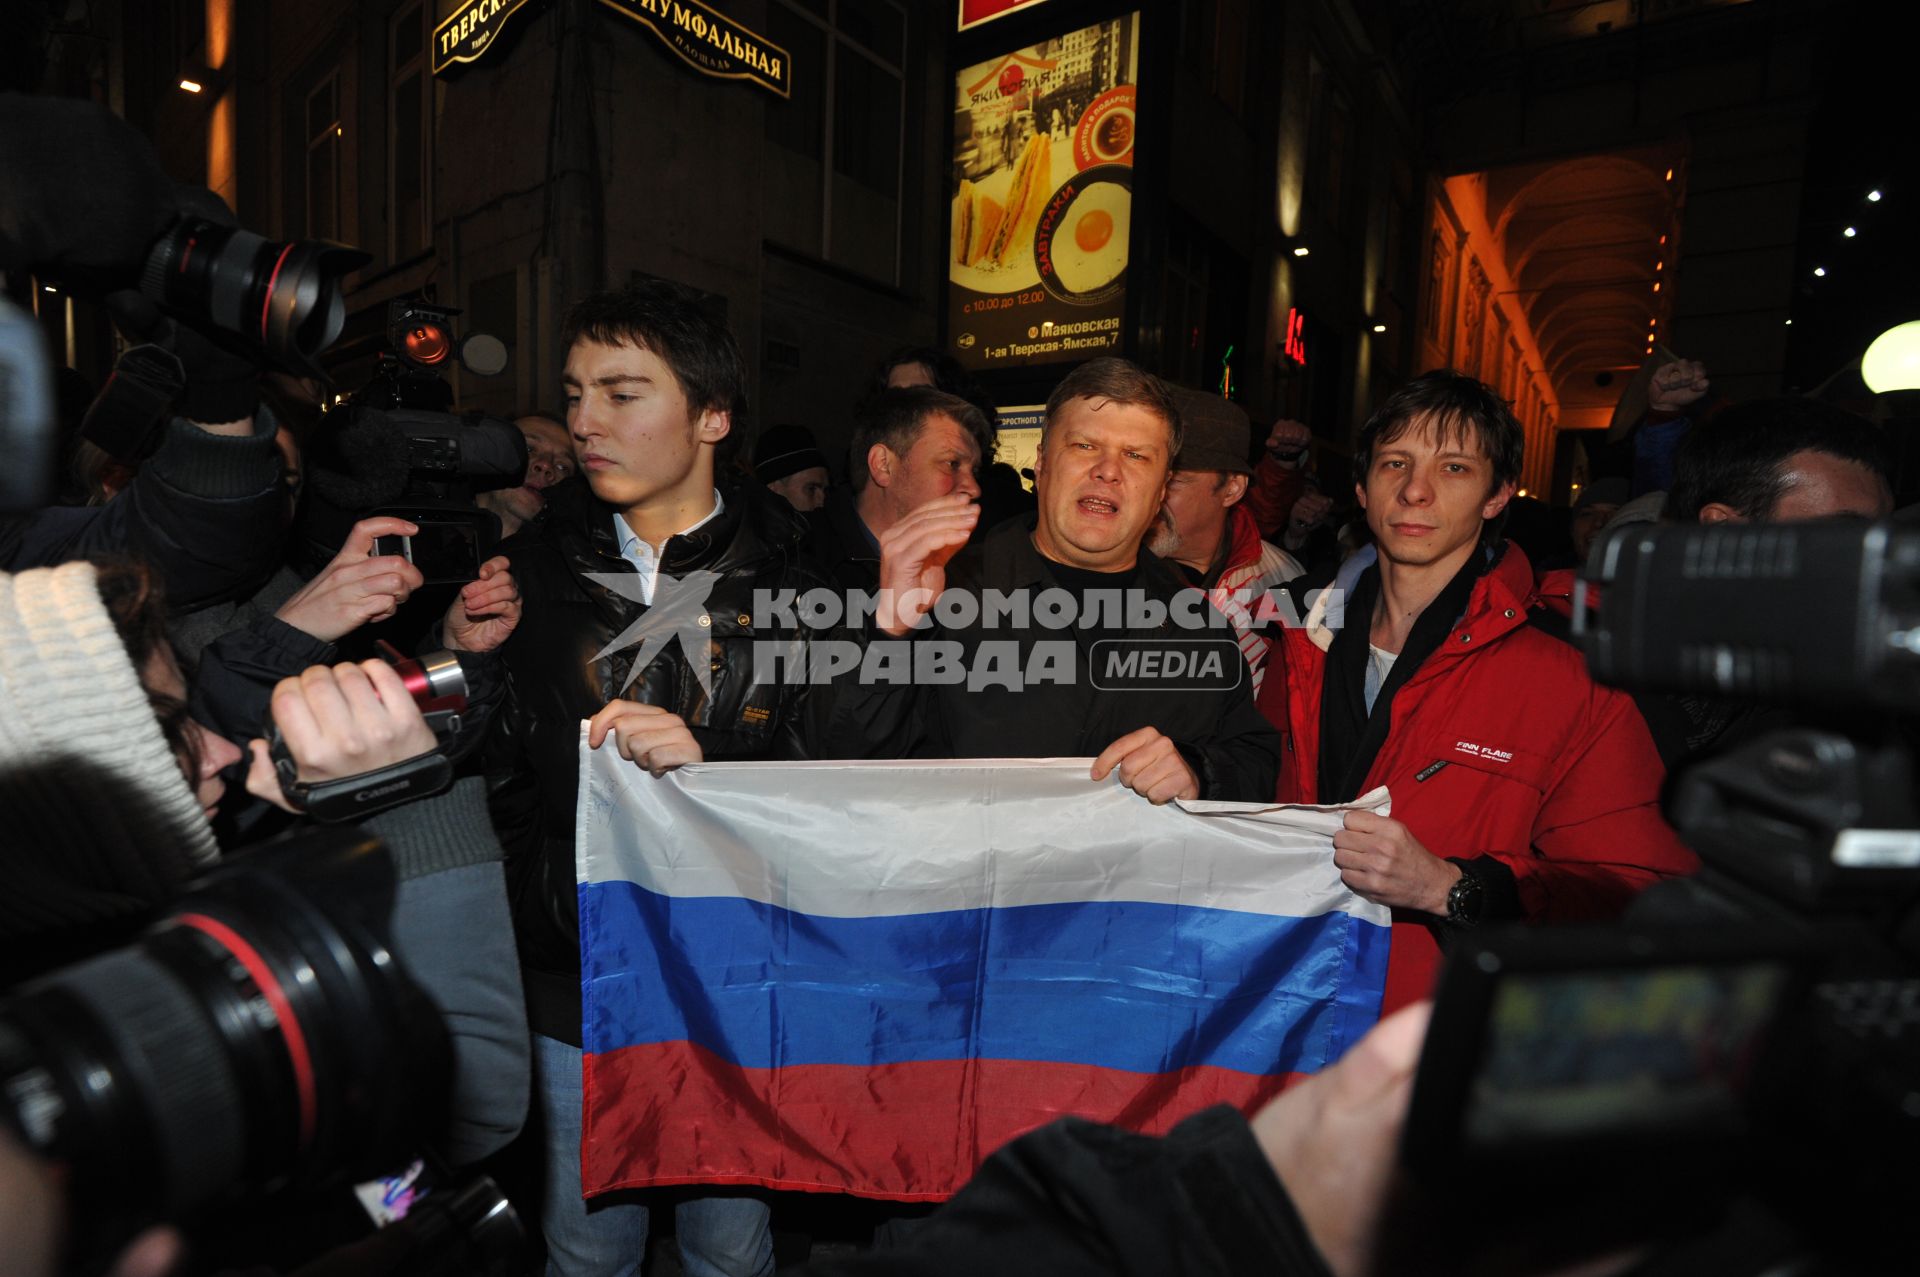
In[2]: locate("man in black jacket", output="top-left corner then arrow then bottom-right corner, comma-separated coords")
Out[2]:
488,280 -> 825,1277
801,386 -> 989,594
822,357 -> 1278,803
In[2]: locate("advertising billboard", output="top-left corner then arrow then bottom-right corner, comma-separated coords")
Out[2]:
948,13 -> 1140,371
958,0 -> 1054,32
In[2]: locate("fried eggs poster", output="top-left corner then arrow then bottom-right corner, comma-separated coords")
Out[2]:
948,13 -> 1138,370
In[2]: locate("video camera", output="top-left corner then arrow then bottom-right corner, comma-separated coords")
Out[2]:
0,829 -> 525,1276
268,643 -> 468,822
1402,520 -> 1920,1269
308,298 -> 524,585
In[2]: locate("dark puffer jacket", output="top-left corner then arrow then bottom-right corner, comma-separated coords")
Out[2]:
487,479 -> 834,1044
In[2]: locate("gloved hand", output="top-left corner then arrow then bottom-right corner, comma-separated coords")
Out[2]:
106,287 -> 260,425
106,185 -> 263,425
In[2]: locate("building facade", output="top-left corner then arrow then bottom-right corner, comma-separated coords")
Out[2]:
8,0 -> 1831,504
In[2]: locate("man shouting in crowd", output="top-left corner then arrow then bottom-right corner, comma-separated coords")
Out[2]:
822,357 -> 1278,803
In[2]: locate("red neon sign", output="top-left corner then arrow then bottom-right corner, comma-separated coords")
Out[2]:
1283,307 -> 1307,365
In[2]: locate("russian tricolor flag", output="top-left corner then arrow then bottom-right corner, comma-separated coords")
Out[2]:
576,746 -> 1391,1201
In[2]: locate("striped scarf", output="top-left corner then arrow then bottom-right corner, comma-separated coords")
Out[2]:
1208,504 -> 1302,696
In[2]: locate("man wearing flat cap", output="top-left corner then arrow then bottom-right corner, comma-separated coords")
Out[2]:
1149,387 -> 1301,695
754,423 -> 830,512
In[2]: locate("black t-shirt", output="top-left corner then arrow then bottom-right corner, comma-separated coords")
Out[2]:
1045,558 -> 1143,651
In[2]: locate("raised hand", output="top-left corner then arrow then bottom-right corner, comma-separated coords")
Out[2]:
442,555 -> 522,653
874,492 -> 979,637
1266,418 -> 1312,465
275,517 -> 424,642
1647,359 -> 1709,413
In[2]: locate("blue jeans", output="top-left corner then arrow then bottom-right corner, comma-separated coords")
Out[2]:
532,1033 -> 774,1277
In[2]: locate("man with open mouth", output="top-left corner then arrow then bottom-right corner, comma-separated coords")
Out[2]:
820,356 -> 1278,805
475,410 -> 576,538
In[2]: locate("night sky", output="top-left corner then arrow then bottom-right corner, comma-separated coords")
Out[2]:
1783,5 -> 1919,393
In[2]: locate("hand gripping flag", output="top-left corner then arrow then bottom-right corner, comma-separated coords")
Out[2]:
575,743 -> 1392,1200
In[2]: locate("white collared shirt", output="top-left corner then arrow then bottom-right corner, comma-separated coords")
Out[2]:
612,490 -> 725,604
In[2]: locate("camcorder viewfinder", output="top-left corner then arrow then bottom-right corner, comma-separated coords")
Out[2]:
1574,519 -> 1920,715
1403,926 -> 1814,1213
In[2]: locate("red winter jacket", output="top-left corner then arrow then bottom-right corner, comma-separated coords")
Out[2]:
1255,543 -> 1698,1014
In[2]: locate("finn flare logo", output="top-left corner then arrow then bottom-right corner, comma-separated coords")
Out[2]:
1452,740 -> 1514,764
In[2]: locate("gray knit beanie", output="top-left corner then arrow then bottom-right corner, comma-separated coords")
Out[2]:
0,563 -> 217,938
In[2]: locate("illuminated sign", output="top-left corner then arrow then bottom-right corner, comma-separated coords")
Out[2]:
599,0 -> 791,97
948,13 -> 1140,371
1283,307 -> 1307,365
959,0 -> 1054,33
433,0 -> 537,74
994,405 -> 1046,490
435,0 -> 791,98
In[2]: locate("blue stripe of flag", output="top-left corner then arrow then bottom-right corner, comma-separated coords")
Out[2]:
581,881 -> 1390,1077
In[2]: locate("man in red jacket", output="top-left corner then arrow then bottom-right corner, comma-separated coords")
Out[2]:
1255,370 -> 1696,1014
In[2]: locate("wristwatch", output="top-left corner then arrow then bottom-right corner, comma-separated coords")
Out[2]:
1443,867 -> 1484,929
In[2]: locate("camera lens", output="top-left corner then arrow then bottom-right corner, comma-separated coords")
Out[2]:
0,830 -> 449,1251
138,218 -> 368,380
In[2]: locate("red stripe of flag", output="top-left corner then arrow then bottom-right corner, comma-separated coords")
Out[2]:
581,1038 -> 1306,1201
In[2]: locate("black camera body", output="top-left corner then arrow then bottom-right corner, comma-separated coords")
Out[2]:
269,646 -> 467,823
1402,520 -> 1920,1268
324,299 -> 522,585
0,831 -> 450,1270
77,206 -> 372,467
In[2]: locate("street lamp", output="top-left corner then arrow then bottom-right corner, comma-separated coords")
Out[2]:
1862,320 -> 1920,393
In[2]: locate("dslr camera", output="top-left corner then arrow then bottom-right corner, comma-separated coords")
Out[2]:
0,832 -> 522,1276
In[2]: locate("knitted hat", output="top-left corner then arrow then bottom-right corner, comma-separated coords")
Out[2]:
0,563 -> 217,938
1167,387 -> 1254,475
753,424 -> 829,484
1603,490 -> 1668,531
1574,477 -> 1632,511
